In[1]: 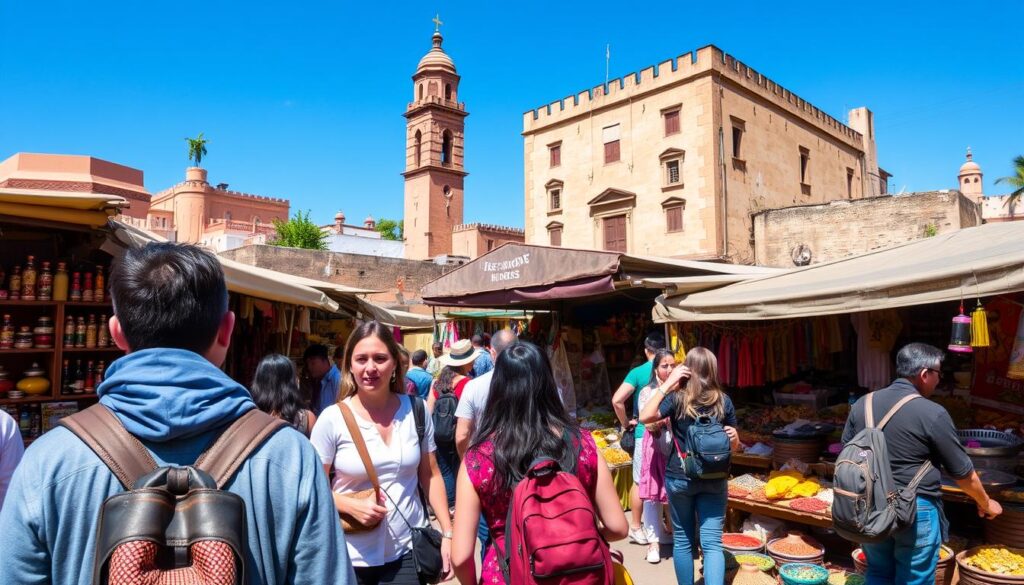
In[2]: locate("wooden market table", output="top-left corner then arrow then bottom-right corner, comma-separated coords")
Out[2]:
726,496 -> 834,529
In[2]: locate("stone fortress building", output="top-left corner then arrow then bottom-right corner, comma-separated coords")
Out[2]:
522,45 -> 888,263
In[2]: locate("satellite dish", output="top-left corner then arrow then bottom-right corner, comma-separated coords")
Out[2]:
791,244 -> 812,266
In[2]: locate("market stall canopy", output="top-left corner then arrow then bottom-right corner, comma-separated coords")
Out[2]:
0,188 -> 126,227
420,242 -> 780,308
355,300 -> 435,329
104,220 -> 340,312
654,221 -> 1024,322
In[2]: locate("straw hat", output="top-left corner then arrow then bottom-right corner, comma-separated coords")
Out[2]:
440,339 -> 480,367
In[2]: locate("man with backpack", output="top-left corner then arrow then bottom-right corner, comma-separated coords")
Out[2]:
837,342 -> 1000,585
0,243 -> 355,584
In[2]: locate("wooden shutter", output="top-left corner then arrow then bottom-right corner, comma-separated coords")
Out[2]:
549,227 -> 562,247
603,215 -> 627,252
664,110 -> 680,135
604,140 -> 620,164
550,145 -> 561,167
666,206 -> 683,232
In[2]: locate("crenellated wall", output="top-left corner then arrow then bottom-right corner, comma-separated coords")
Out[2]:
523,45 -> 862,150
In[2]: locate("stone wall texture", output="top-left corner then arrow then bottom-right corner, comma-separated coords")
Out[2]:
219,245 -> 448,307
752,190 -> 981,268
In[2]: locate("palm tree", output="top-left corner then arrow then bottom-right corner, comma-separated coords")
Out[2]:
994,155 -> 1024,208
185,133 -> 209,167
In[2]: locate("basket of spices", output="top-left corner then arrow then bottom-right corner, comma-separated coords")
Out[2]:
779,563 -> 829,585
729,552 -> 775,572
828,571 -> 865,585
723,532 -> 766,554
767,533 -> 825,567
957,546 -> 1024,585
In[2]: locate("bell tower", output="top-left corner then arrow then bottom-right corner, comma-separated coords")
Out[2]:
403,18 -> 468,260
958,147 -> 984,204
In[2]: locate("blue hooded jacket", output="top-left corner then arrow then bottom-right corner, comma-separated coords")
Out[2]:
0,349 -> 355,584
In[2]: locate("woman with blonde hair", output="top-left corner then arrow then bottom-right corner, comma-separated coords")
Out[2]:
639,346 -> 741,585
311,320 -> 453,585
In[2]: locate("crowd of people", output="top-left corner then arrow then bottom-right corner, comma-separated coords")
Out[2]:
0,241 -> 1004,585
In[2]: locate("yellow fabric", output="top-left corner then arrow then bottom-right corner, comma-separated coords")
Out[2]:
972,305 -> 991,347
612,467 -> 633,511
613,561 -> 635,585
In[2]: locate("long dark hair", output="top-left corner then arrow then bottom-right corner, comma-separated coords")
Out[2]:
340,320 -> 406,399
251,353 -> 305,429
471,341 -> 577,490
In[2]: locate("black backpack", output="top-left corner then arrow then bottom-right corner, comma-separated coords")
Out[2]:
59,404 -> 285,585
433,391 -> 459,446
832,393 -> 932,544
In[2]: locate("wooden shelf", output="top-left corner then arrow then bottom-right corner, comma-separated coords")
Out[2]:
62,347 -> 121,353
63,301 -> 111,308
0,348 -> 56,354
0,300 -> 58,307
0,393 -> 97,405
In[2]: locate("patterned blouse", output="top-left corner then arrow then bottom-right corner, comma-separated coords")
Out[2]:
463,432 -> 599,584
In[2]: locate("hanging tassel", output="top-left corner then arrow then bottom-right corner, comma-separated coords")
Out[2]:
971,300 -> 991,347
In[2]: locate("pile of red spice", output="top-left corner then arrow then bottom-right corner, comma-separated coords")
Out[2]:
728,485 -> 750,498
747,488 -> 770,502
722,533 -> 763,549
789,497 -> 829,513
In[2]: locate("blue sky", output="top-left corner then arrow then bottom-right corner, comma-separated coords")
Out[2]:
1,1 -> 1021,229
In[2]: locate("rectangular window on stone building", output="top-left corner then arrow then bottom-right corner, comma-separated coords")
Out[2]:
666,160 -> 680,185
603,124 -> 621,164
549,188 -> 561,211
549,143 -> 561,168
732,126 -> 744,158
665,206 -> 683,233
847,168 -> 854,199
549,227 -> 562,247
799,146 -> 811,195
663,109 -> 680,136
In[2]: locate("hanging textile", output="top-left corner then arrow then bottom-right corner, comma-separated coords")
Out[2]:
851,311 -> 892,390
297,307 -> 311,334
549,325 -> 577,418
1009,310 -> 1024,380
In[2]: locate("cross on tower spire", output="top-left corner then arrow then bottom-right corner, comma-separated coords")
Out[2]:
432,13 -> 443,32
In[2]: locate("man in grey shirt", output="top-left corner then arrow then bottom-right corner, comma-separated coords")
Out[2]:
455,329 -> 518,458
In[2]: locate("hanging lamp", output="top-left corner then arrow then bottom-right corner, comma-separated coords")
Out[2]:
949,301 -> 973,353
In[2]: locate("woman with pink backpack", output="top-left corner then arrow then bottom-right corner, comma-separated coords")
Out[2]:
451,341 -> 628,585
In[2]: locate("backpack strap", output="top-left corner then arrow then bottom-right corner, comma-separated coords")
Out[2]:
59,404 -> 159,489
412,396 -> 426,446
194,409 -> 287,488
867,393 -> 921,429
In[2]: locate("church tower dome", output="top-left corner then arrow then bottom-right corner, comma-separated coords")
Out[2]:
958,147 -> 984,202
416,32 -> 456,75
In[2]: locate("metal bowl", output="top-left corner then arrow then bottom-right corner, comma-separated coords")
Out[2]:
957,429 -> 1023,457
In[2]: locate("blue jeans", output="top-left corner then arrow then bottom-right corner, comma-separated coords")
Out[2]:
666,476 -> 728,585
435,445 -> 459,508
863,497 -> 943,585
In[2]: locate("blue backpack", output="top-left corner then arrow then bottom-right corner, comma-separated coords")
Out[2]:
674,414 -> 732,480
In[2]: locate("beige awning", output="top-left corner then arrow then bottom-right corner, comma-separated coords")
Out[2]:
0,188 -> 126,227
654,221 -> 1024,322
355,300 -> 436,329
104,220 -> 340,312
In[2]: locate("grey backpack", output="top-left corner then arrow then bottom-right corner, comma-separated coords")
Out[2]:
832,393 -> 932,544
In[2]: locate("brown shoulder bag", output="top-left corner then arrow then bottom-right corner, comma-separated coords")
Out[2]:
337,401 -> 383,534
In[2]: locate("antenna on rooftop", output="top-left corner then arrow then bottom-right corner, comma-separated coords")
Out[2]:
605,44 -> 610,86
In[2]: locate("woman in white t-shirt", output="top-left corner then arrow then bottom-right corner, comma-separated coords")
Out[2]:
311,321 -> 453,585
